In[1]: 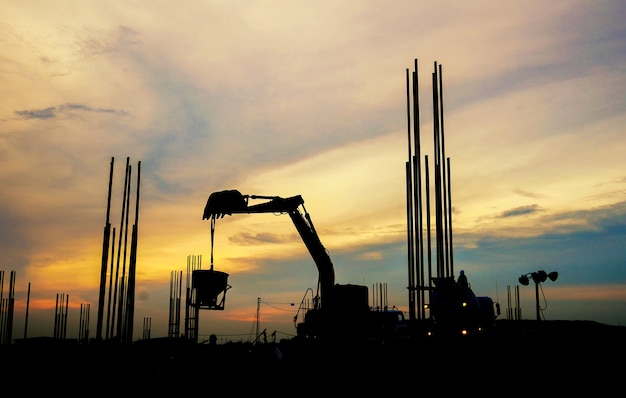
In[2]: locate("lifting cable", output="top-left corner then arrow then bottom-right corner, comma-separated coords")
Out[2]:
210,216 -> 216,270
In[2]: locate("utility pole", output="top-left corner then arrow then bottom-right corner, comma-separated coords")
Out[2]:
255,297 -> 261,339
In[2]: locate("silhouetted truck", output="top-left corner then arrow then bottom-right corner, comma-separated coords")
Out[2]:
428,276 -> 499,337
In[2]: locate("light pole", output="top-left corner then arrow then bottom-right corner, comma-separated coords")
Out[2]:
518,270 -> 558,321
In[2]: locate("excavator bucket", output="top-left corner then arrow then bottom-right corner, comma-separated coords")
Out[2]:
203,189 -> 248,219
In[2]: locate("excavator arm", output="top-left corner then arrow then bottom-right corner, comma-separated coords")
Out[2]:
202,190 -> 336,309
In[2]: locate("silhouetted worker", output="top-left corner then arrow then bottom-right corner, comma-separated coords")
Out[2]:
457,270 -> 468,289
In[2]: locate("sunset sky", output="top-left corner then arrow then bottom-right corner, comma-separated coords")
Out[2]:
1,1 -> 625,342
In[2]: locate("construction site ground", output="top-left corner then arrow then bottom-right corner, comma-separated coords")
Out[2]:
1,320 -> 623,393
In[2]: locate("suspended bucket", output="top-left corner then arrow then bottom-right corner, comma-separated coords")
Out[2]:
192,269 -> 230,310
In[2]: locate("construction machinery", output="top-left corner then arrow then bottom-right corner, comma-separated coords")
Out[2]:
202,189 -> 407,342
426,276 -> 500,337
202,189 -> 499,342
401,59 -> 500,338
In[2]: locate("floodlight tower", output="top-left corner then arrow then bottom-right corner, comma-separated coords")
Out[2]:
518,270 -> 559,321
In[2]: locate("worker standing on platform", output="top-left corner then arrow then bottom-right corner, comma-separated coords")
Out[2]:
457,270 -> 468,289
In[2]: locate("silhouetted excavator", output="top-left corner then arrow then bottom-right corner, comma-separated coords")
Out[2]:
203,189 -> 408,343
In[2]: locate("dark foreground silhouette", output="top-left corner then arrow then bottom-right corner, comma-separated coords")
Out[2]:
2,320 -> 623,393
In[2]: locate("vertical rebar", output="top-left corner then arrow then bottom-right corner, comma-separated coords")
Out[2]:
23,282 -> 30,339
437,64 -> 450,277
110,157 -> 130,339
105,227 -> 116,339
446,157 -> 454,276
54,293 -> 59,338
0,270 -> 4,343
405,66 -> 416,321
96,156 -> 114,340
63,293 -> 69,339
405,161 -> 415,318
413,59 -> 425,321
425,155 -> 433,307
432,67 -> 443,277
117,163 -> 132,340
125,160 -> 141,343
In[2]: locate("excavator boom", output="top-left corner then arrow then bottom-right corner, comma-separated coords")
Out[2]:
203,190 -> 335,308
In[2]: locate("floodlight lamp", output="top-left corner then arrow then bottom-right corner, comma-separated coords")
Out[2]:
548,271 -> 559,282
536,270 -> 548,283
518,275 -> 530,285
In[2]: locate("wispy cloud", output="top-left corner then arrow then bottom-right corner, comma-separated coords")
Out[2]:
14,107 -> 56,119
14,103 -> 129,120
498,205 -> 542,218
